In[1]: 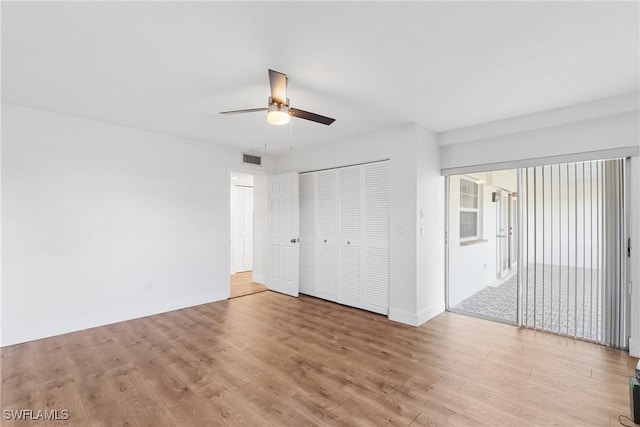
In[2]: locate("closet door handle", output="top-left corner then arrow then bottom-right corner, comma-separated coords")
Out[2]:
347,241 -> 351,245
323,239 -> 327,243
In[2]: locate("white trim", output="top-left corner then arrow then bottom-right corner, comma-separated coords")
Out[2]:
252,274 -> 267,285
228,167 -> 270,294
417,302 -> 446,326
459,178 -> 482,241
630,337 -> 640,358
1,293 -> 225,347
388,308 -> 419,326
299,158 -> 390,175
441,146 -> 639,176
388,302 -> 445,327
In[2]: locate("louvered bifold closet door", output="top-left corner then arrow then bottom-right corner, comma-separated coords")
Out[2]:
363,161 -> 390,314
299,173 -> 316,295
315,169 -> 339,301
338,166 -> 363,308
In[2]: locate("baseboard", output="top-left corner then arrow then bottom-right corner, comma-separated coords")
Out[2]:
388,308 -> 419,326
416,301 -> 446,326
388,302 -> 445,327
630,337 -> 640,358
252,274 -> 267,285
0,292 -> 226,347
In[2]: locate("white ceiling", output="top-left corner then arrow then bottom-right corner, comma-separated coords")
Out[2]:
2,2 -> 638,155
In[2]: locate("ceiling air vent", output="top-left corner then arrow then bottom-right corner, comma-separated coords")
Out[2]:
242,153 -> 262,166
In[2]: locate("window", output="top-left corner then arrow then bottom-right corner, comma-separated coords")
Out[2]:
460,179 -> 480,240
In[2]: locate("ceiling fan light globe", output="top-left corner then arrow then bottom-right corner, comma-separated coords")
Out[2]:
267,108 -> 290,126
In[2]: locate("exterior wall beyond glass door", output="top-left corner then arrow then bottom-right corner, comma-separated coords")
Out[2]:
447,169 -> 518,324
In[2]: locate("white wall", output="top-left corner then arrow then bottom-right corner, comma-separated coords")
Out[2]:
276,124 -> 444,326
438,93 -> 640,147
440,111 -> 639,171
415,126 -> 445,324
1,103 -> 274,346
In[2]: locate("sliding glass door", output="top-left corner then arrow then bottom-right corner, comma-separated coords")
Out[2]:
446,170 -> 519,325
446,158 -> 630,348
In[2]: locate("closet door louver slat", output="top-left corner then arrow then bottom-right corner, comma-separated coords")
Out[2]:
315,169 -> 338,301
363,162 -> 390,314
299,173 -> 316,295
338,166 -> 362,306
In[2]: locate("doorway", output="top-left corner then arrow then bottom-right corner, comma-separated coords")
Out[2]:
229,171 -> 268,298
232,183 -> 253,274
446,169 -> 519,324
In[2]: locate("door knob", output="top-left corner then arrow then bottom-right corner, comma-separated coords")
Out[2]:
290,238 -> 299,243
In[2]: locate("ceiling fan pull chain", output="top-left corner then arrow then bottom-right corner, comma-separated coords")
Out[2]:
264,114 -> 268,151
289,118 -> 293,151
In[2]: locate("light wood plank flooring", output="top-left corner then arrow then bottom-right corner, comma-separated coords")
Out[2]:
230,271 -> 267,298
1,291 -> 637,426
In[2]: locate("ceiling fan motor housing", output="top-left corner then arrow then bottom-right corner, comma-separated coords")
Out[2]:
267,97 -> 291,125
268,96 -> 290,109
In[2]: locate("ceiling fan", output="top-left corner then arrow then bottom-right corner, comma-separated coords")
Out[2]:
220,69 -> 335,126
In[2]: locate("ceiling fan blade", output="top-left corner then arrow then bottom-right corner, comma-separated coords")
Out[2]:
220,108 -> 267,115
268,69 -> 288,105
290,108 -> 335,125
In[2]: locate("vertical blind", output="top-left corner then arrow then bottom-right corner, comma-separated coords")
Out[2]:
519,158 -> 627,348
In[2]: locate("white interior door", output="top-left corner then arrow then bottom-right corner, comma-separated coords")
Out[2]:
241,186 -> 254,272
362,161 -> 390,314
315,169 -> 338,301
299,173 -> 316,295
232,186 -> 254,273
337,166 -> 362,307
267,172 -> 299,297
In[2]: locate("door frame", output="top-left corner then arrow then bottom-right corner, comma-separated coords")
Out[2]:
444,173 -> 520,326
508,193 -> 517,270
496,189 -> 510,280
227,167 -> 269,296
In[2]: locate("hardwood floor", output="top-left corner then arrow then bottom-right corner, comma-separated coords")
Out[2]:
1,291 -> 637,426
230,271 -> 267,298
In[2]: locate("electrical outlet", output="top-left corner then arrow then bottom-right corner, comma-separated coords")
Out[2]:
146,283 -> 152,291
